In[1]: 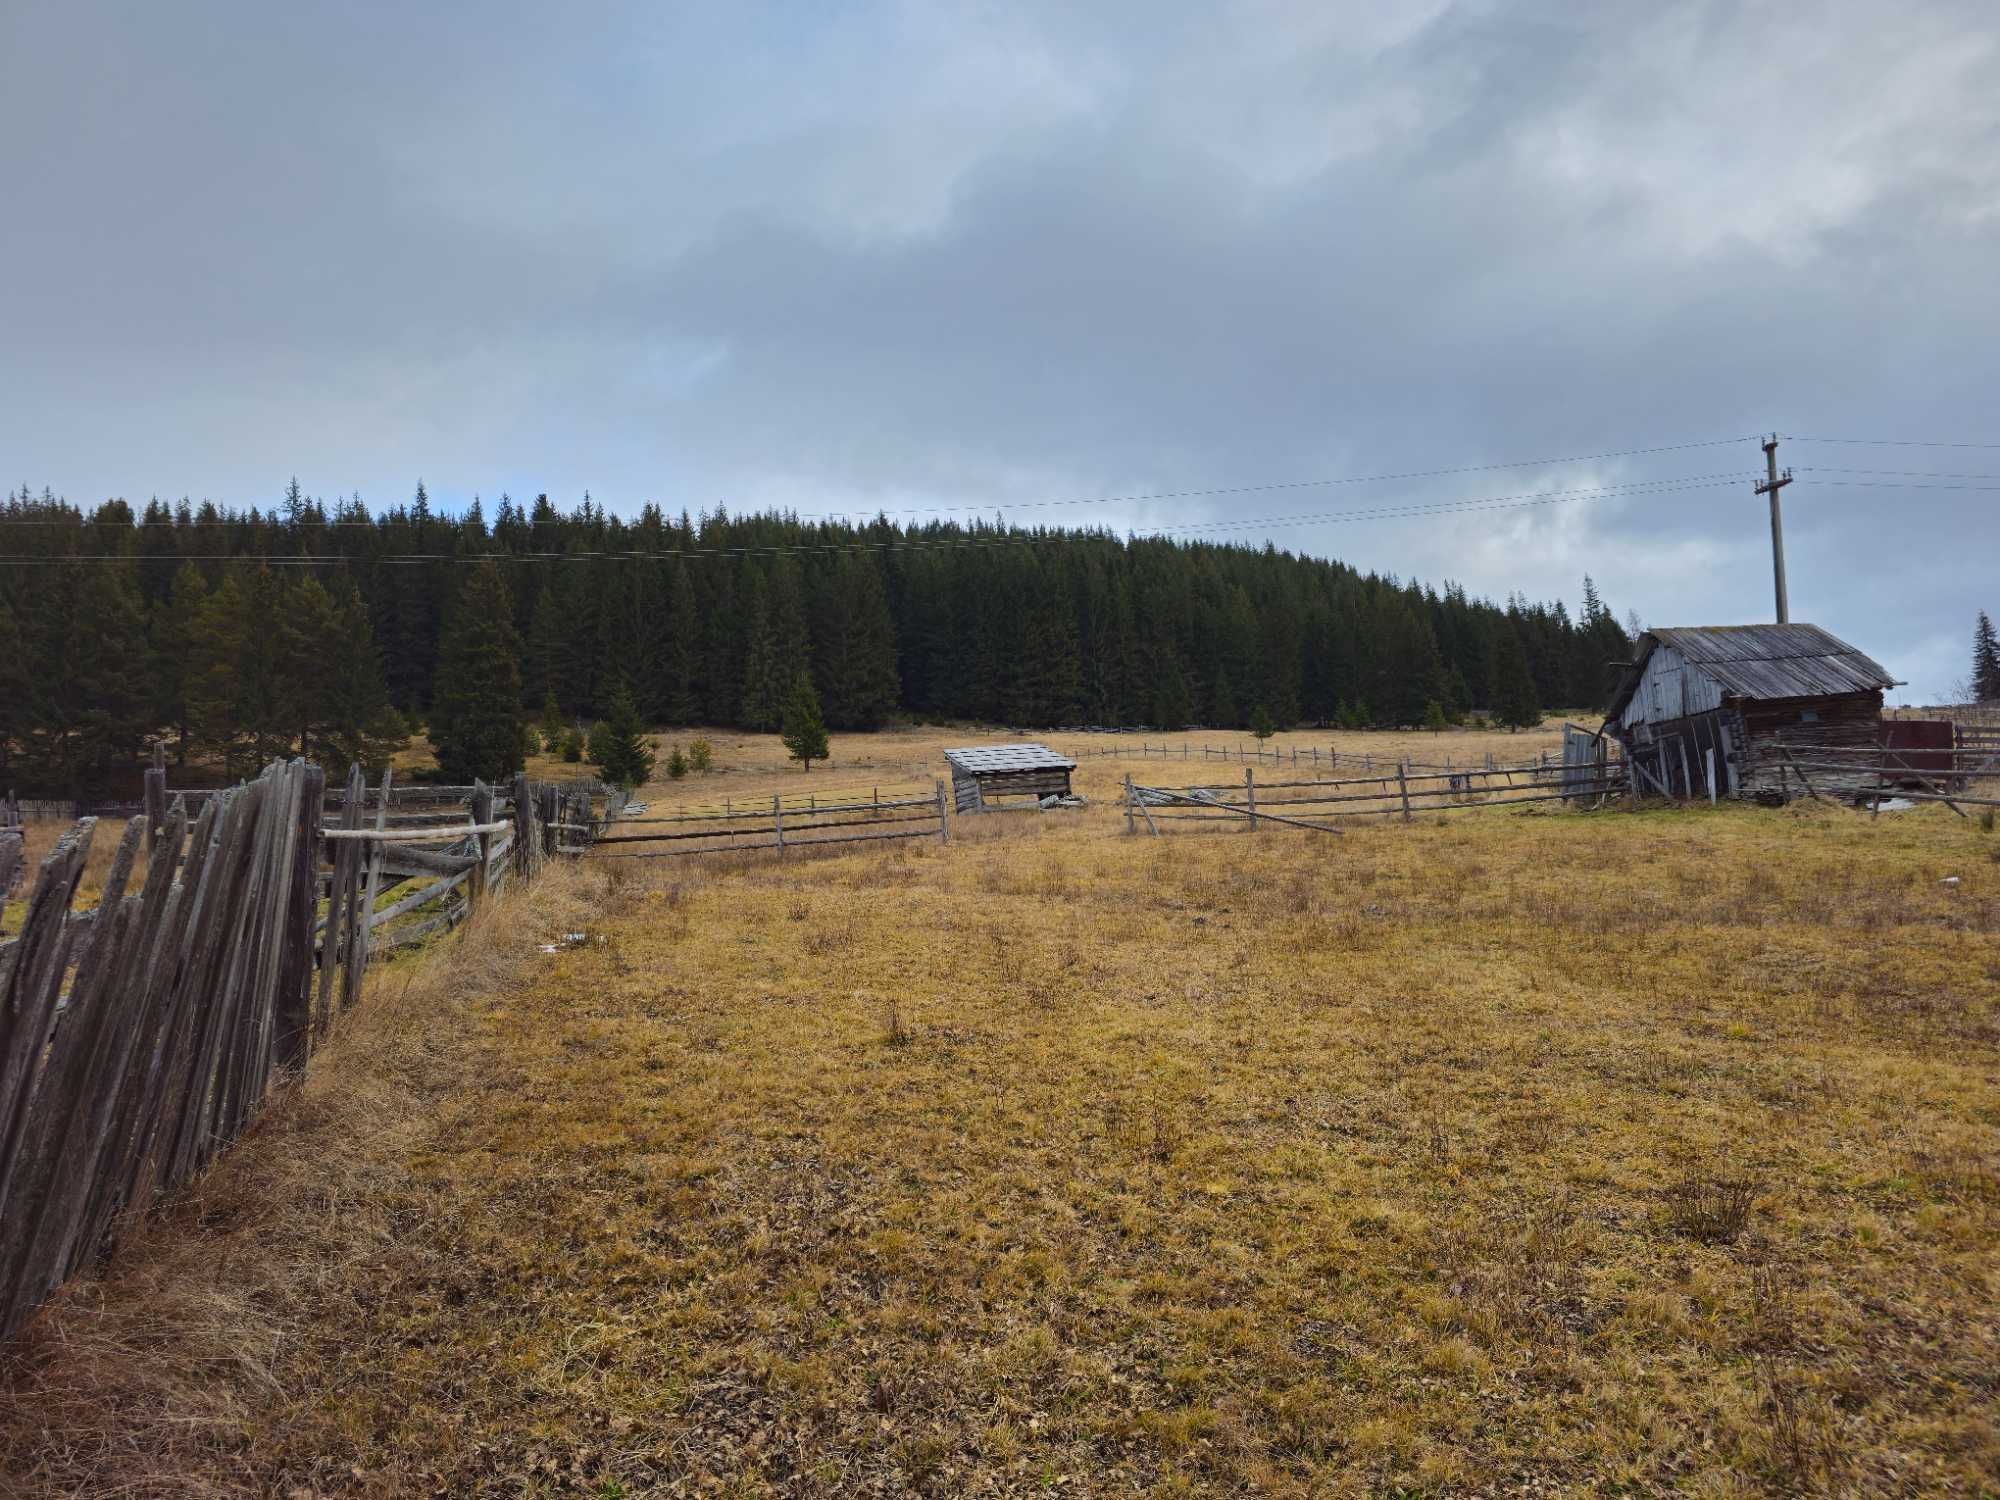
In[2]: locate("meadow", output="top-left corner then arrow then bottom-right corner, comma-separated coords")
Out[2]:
1,725 -> 1996,1496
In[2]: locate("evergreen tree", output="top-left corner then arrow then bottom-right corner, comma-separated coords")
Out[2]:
430,560 -> 526,783
1250,703 -> 1275,740
16,562 -> 153,793
0,599 -> 25,783
1210,671 -> 1239,729
540,689 -> 566,747
1974,610 -> 2000,701
1494,629 -> 1542,731
1153,653 -> 1193,727
781,671 -> 830,771
591,676 -> 656,789
739,572 -> 782,731
150,561 -> 208,764
318,580 -> 401,777
1423,699 -> 1447,734
658,561 -> 701,725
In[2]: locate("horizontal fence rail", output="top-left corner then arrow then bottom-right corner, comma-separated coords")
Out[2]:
0,759 -> 613,1341
588,780 -> 951,860
1123,760 -> 1628,836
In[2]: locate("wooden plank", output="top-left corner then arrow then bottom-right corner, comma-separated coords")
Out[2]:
0,819 -> 97,1222
0,817 -> 147,1332
349,766 -> 393,1005
366,869 -> 470,929
273,763 -> 323,1073
320,820 -> 512,842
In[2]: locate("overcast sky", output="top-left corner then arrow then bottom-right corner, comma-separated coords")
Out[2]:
4,1 -> 1996,699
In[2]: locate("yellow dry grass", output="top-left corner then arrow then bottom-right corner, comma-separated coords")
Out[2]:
3,726 -> 1997,1497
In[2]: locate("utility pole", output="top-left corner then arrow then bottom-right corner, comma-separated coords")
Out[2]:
1755,433 -> 1793,624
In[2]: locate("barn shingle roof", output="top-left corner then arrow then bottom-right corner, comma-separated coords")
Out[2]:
942,743 -> 1077,775
1608,624 -> 1895,720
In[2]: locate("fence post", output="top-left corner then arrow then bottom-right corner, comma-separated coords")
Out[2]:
1244,766 -> 1256,831
1397,761 -> 1412,822
1124,774 -> 1135,835
470,780 -> 493,911
773,795 -> 784,855
144,742 -> 167,854
934,778 -> 950,843
352,766 -> 393,992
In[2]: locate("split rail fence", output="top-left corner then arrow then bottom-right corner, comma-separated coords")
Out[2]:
1763,739 -> 2000,816
1062,739 -> 1564,775
0,759 -> 612,1340
589,780 -> 950,860
1123,758 -> 1628,836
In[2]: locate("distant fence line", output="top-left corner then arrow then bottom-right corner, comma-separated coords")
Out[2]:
0,760 -> 614,1341
1060,739 -> 1562,775
1123,754 -> 1627,837
588,780 -> 949,860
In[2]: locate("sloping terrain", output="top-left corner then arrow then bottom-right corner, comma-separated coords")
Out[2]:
2,735 -> 1996,1496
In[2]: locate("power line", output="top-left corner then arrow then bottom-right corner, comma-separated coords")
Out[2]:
0,474 -> 1759,567
1782,434 -> 2000,449
0,433 -> 1764,528
1797,465 -> 2000,481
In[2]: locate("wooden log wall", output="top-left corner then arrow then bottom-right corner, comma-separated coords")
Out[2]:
0,760 -> 605,1341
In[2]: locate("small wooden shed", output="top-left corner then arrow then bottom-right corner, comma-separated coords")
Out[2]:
1603,624 -> 1897,802
943,743 -> 1077,813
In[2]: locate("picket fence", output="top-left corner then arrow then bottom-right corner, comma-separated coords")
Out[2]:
0,759 -> 611,1339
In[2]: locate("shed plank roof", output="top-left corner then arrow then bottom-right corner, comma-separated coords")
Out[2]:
1607,624 -> 1895,720
943,743 -> 1077,774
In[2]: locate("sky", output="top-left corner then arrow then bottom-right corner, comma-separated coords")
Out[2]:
3,1 -> 1996,701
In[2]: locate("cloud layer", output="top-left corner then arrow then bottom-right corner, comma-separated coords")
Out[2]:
4,0 -> 1996,696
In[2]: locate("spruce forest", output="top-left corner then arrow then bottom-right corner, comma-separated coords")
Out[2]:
0,483 -> 1634,794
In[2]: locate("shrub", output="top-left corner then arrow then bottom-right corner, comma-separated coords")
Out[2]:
687,738 -> 714,772
561,728 -> 584,763
666,746 -> 689,779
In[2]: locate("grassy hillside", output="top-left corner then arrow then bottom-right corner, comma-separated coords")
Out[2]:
2,729 -> 1995,1496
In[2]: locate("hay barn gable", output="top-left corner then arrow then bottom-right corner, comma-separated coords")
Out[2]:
1604,624 -> 1897,801
943,743 -> 1076,813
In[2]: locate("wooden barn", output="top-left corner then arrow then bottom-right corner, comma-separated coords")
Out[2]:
943,743 -> 1077,813
1603,624 -> 1898,802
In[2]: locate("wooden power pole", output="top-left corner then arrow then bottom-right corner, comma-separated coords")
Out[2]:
1755,433 -> 1794,623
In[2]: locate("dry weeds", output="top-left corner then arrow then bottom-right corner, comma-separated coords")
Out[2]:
2,727 -> 1997,1497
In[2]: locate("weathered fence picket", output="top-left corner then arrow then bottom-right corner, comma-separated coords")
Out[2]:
0,759 -> 607,1341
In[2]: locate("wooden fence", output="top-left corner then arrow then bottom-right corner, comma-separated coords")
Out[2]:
1122,759 -> 1628,836
1062,739 -> 1562,775
1763,741 -> 2000,816
588,781 -> 949,860
0,760 -> 611,1340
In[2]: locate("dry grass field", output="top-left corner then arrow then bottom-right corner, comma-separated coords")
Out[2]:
3,724 -> 1997,1497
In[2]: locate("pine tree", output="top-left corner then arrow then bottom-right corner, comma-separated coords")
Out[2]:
1250,703 -> 1275,740
1423,699 -> 1447,734
1153,653 -> 1193,727
151,561 -> 208,764
318,579 -> 400,777
430,560 -> 526,783
1494,629 -> 1542,731
591,676 -> 656,789
781,671 -> 830,771
540,689 -> 566,747
739,572 -> 781,731
0,598 -> 25,783
1210,672 -> 1239,729
1974,611 -> 2000,702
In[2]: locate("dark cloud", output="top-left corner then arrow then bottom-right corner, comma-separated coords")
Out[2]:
3,0 -> 1995,696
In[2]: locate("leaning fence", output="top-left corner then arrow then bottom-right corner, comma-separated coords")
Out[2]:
588,780 -> 950,860
0,759 -> 612,1340
1062,738 -> 1564,775
1123,759 -> 1628,836
1763,740 -> 2000,816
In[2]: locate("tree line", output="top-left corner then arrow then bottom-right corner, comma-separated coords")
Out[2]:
0,482 -> 1638,793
